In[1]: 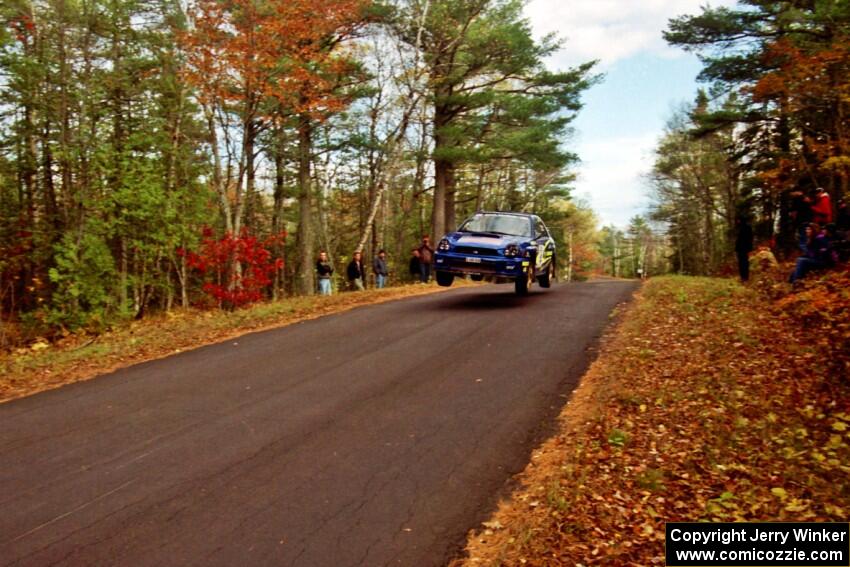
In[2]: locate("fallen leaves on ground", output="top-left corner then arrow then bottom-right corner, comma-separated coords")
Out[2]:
453,275 -> 850,566
0,284 -> 455,403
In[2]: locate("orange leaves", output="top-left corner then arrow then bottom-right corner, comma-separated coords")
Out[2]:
753,37 -> 850,105
750,35 -> 850,186
774,268 -> 850,374
457,277 -> 850,567
751,72 -> 786,102
180,0 -> 370,120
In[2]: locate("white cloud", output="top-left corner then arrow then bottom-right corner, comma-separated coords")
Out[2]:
521,1 -> 741,227
521,1 -> 738,227
573,132 -> 659,226
526,0 -> 737,68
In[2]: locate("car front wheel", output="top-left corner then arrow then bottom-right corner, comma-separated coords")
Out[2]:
515,268 -> 532,295
436,271 -> 454,287
537,261 -> 553,288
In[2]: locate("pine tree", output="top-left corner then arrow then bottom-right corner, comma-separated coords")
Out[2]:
395,0 -> 595,238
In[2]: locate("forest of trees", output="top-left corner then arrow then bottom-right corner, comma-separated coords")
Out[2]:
6,0 -> 845,341
649,1 -> 850,275
597,216 -> 668,280
0,0 -> 598,340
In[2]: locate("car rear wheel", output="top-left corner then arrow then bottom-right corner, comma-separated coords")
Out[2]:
436,271 -> 454,287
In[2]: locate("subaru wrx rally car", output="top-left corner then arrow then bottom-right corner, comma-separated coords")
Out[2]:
434,211 -> 556,295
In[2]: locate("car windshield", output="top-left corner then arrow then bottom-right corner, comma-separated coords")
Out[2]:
459,214 -> 531,237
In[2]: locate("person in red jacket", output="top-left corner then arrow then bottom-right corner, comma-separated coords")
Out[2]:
811,187 -> 833,224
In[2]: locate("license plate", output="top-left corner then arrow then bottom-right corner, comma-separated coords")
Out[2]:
465,257 -> 482,263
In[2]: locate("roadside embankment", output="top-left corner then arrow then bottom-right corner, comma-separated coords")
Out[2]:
453,275 -> 850,566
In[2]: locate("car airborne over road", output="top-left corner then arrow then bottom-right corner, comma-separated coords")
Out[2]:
434,211 -> 557,295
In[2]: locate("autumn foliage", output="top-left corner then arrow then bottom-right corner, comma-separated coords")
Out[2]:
181,0 -> 369,118
180,228 -> 284,309
456,277 -> 850,565
773,269 -> 850,376
751,36 -> 850,195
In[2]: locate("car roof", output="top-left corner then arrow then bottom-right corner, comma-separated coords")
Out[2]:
470,211 -> 535,218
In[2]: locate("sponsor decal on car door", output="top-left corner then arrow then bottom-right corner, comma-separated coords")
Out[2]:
536,238 -> 553,270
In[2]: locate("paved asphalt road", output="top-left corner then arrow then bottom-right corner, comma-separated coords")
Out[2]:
1,280 -> 637,567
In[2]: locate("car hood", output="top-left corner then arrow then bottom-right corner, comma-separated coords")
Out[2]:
444,232 -> 527,248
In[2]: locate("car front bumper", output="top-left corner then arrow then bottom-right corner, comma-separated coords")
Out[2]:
434,251 -> 530,278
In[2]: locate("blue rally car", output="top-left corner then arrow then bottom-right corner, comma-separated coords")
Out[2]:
434,211 -> 556,295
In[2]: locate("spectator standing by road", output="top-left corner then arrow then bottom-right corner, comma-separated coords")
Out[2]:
347,251 -> 365,291
811,187 -> 833,225
316,251 -> 334,296
409,249 -> 421,282
373,249 -> 389,289
734,216 -> 754,282
417,235 -> 434,283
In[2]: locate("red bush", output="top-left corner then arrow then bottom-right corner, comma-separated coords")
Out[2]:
180,228 -> 284,309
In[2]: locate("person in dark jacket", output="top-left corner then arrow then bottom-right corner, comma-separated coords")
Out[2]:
346,251 -> 365,291
373,249 -> 389,289
789,223 -> 832,283
417,235 -> 434,283
824,223 -> 847,263
316,250 -> 334,295
789,190 -> 814,251
409,249 -> 421,282
734,216 -> 754,282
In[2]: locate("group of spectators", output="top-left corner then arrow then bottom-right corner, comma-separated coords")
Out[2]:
736,187 -> 850,284
314,235 -> 437,296
787,188 -> 849,283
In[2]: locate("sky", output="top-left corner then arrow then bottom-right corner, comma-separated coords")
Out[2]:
523,0 -> 736,229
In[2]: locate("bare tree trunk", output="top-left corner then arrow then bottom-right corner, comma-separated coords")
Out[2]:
243,115 -> 256,229
20,2 -> 41,235
58,0 -> 72,227
165,84 -> 185,193
42,121 -> 59,230
507,165 -> 520,211
613,233 -> 620,277
23,104 -> 37,227
677,224 -> 685,274
356,178 -> 385,253
296,115 -> 315,295
205,105 -> 231,233
432,105 -> 449,240
445,164 -> 456,233
271,127 -> 287,299
172,254 -> 189,308
703,204 -> 714,274
120,237 -> 128,308
474,165 -> 485,211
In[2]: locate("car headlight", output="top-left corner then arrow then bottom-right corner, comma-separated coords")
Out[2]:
504,244 -> 519,257
438,238 -> 451,251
